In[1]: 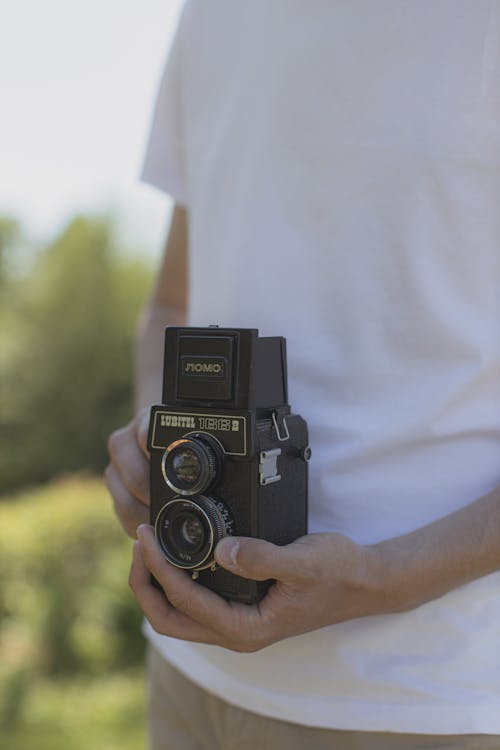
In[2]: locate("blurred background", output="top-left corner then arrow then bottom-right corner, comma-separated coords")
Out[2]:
0,1 -> 183,747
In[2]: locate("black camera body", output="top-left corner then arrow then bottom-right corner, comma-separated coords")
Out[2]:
147,326 -> 310,604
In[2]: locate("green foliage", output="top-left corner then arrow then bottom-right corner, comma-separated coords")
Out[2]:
0,476 -> 146,749
0,216 -> 20,289
0,215 -> 153,746
0,214 -> 153,494
0,672 -> 145,750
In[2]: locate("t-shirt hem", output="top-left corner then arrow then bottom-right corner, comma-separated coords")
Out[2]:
143,622 -> 500,736
139,162 -> 188,207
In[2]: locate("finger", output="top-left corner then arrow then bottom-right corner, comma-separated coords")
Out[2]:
107,425 -> 150,504
214,536 -> 308,582
136,408 -> 151,457
104,464 -> 149,538
136,525 -> 262,644
129,541 -> 222,645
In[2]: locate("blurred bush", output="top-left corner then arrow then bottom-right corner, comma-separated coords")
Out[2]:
0,214 -> 153,494
0,475 -> 146,749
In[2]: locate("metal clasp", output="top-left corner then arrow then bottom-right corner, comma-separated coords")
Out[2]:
272,411 -> 290,442
259,447 -> 282,485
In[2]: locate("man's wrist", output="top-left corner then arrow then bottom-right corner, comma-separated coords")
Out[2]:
352,542 -> 405,617
364,539 -> 421,615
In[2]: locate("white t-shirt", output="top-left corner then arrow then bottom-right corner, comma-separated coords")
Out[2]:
141,0 -> 500,734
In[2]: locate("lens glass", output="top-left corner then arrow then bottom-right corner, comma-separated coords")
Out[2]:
157,503 -> 211,566
155,496 -> 232,570
169,509 -> 208,556
179,514 -> 205,548
171,448 -> 202,487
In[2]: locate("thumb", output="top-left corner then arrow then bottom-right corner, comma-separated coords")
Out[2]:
214,536 -> 299,582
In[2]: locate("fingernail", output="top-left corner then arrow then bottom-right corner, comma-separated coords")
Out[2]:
136,524 -> 148,540
216,537 -> 240,569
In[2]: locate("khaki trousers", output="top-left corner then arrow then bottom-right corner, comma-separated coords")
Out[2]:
146,645 -> 499,750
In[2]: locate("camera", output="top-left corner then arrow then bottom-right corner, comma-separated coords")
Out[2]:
147,326 -> 310,604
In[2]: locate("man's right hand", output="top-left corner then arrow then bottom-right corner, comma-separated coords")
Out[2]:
105,407 -> 151,538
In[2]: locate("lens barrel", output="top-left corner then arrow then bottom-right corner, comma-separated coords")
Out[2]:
155,495 -> 233,571
161,434 -> 221,496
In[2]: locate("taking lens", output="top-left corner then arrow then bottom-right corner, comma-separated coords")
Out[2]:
161,435 -> 222,496
155,495 -> 234,571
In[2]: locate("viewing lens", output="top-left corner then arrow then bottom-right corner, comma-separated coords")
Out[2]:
162,436 -> 221,496
171,448 -> 201,486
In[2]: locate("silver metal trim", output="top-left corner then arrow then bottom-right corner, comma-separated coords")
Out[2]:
272,412 -> 290,442
259,447 -> 282,485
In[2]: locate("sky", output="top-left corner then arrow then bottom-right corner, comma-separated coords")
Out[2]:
0,0 -> 184,257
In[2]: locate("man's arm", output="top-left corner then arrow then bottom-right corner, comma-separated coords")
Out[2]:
134,205 -> 188,411
374,483 -> 500,612
105,205 -> 188,538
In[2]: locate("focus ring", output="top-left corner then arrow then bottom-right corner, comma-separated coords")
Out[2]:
195,495 -> 226,547
154,495 -> 233,571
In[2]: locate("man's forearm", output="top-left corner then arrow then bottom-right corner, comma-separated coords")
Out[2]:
134,206 -> 188,413
134,303 -> 186,412
372,485 -> 500,613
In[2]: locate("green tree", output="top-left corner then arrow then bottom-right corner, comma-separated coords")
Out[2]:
0,216 -> 20,289
0,215 -> 153,494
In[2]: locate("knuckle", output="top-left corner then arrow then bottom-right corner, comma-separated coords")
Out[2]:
167,589 -> 191,614
107,427 -> 126,458
128,569 -> 135,591
306,558 -> 327,585
136,412 -> 150,453
112,497 -> 137,538
293,565 -> 316,586
103,464 -> 113,486
124,519 -> 139,540
128,555 -> 140,590
111,492 -> 127,520
288,549 -> 319,584
149,613 -> 169,636
127,471 -> 149,503
225,618 -> 267,653
115,457 -> 147,503
232,634 -> 266,654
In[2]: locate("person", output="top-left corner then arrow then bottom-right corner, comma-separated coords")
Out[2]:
105,2 -> 500,748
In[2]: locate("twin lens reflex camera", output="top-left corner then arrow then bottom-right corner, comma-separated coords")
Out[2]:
147,326 -> 310,604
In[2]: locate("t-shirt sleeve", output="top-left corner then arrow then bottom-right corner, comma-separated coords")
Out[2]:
140,17 -> 188,206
